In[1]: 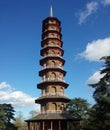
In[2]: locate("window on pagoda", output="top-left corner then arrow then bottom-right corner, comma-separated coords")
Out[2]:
44,28 -> 48,32
43,42 -> 48,47
60,87 -> 64,95
48,26 -> 56,31
41,103 -> 47,113
57,34 -> 60,39
56,41 -> 60,46
51,86 -> 56,95
48,49 -> 55,55
54,34 -> 58,38
43,34 -> 48,40
57,61 -> 62,67
42,88 -> 47,96
50,72 -> 56,80
51,103 -> 57,112
51,41 -> 56,46
43,63 -> 46,68
61,104 -> 65,111
58,73 -> 63,81
48,20 -> 56,24
45,73 -> 49,81
42,74 -> 46,81
49,33 -> 55,38
48,40 -> 56,46
50,60 -> 55,67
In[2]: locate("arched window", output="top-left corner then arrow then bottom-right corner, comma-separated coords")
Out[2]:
59,74 -> 63,81
46,73 -> 49,81
43,63 -> 46,68
50,61 -> 55,67
61,104 -> 65,111
51,50 -> 55,54
51,86 -> 56,95
52,103 -> 57,112
41,103 -> 46,113
50,72 -> 56,80
60,87 -> 64,94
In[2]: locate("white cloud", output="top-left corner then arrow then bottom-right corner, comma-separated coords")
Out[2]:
77,0 -> 110,24
102,0 -> 110,5
86,70 -> 105,85
78,1 -> 98,24
0,82 -> 11,90
0,82 -> 39,109
79,37 -> 110,61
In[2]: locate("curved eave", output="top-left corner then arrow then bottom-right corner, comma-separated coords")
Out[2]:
37,81 -> 69,89
40,57 -> 65,66
43,17 -> 61,26
42,30 -> 62,39
35,96 -> 70,104
39,68 -> 66,76
40,46 -> 64,56
41,38 -> 63,48
42,24 -> 61,32
25,113 -> 80,122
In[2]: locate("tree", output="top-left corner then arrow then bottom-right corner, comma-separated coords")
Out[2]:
0,103 -> 17,130
0,105 -> 6,130
67,97 -> 90,130
14,110 -> 38,130
87,56 -> 110,130
67,98 -> 90,119
29,110 -> 38,118
14,111 -> 26,130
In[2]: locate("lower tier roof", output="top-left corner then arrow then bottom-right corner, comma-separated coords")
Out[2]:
25,112 -> 80,122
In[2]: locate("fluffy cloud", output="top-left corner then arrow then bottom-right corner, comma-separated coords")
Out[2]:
86,71 -> 105,85
78,1 -> 98,24
77,0 -> 110,24
0,82 -> 39,109
102,0 -> 110,5
79,37 -> 110,61
0,82 -> 11,90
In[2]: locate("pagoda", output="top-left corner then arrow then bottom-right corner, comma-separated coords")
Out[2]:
25,6 -> 79,130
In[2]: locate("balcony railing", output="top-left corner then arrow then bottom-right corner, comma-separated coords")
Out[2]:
43,44 -> 61,48
42,65 -> 63,70
43,54 -> 62,58
41,78 -> 65,83
40,92 -> 67,97
40,110 -> 63,114
46,110 -> 62,113
43,36 -> 60,40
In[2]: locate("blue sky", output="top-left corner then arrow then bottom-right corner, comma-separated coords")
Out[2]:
0,0 -> 110,118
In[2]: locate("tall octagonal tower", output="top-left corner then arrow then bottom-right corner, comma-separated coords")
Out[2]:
35,6 -> 70,115
25,6 -> 80,130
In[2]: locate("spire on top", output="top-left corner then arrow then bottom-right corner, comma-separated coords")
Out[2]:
50,5 -> 53,17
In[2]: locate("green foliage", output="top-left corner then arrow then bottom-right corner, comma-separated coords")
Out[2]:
67,97 -> 90,129
14,111 -> 27,130
85,56 -> 110,130
67,56 -> 110,130
13,110 -> 38,130
29,110 -> 38,118
0,105 -> 6,130
0,103 -> 17,130
67,97 -> 90,119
